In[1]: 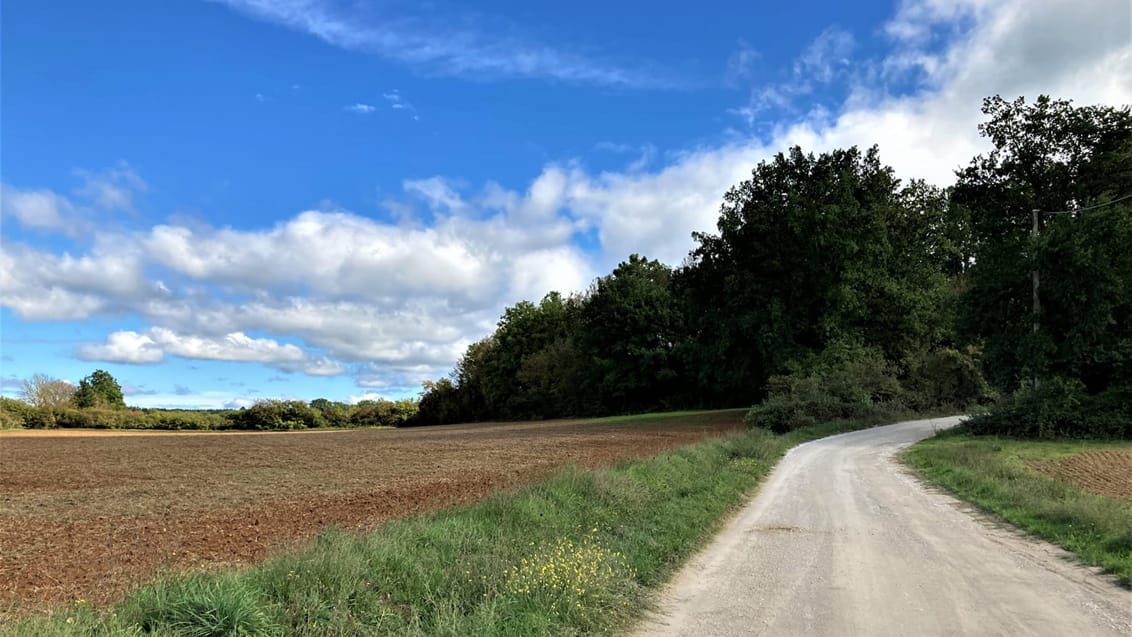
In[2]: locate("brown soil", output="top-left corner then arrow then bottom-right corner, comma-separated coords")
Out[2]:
1028,449 -> 1132,501
0,412 -> 742,617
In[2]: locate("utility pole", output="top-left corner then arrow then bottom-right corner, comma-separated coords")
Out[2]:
1031,208 -> 1043,390
1031,209 -> 1040,336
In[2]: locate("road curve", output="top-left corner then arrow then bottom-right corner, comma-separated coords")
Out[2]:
633,416 -> 1131,636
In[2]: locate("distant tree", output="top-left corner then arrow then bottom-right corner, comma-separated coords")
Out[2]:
580,254 -> 682,413
478,292 -> 582,419
19,373 -> 77,408
73,369 -> 126,409
309,398 -> 332,411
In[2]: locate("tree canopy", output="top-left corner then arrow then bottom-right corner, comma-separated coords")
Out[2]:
73,369 -> 127,409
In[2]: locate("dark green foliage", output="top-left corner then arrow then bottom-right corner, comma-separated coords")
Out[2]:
904,347 -> 994,411
954,95 -> 1132,437
679,146 -> 953,405
0,397 -> 418,431
350,398 -> 419,428
73,369 -> 126,409
956,95 -> 1132,392
416,377 -> 464,426
580,255 -> 682,414
228,400 -> 326,430
744,342 -> 908,433
967,379 -> 1131,439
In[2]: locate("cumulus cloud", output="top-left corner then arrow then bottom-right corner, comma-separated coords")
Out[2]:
344,103 -> 376,114
348,391 -> 386,404
0,184 -> 75,233
0,239 -> 161,320
76,328 -> 317,368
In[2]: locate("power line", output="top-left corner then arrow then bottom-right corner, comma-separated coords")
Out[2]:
1036,193 -> 1132,216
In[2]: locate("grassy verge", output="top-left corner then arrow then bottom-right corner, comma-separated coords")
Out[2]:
903,429 -> 1132,587
8,418 -> 874,637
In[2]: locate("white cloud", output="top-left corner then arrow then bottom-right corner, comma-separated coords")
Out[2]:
74,162 -> 147,213
271,356 -> 347,376
7,0 -> 1129,393
732,26 -> 857,123
0,185 -> 74,232
382,89 -> 420,120
345,103 -> 376,114
1,162 -> 147,234
214,0 -> 674,88
796,27 -> 856,83
0,239 -> 160,320
725,40 -> 759,86
76,331 -> 165,364
348,391 -> 387,404
76,328 -> 314,367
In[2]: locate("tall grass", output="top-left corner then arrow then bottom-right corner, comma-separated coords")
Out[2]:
904,429 -> 1132,586
7,419 -> 874,637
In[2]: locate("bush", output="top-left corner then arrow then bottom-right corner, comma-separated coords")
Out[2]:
229,400 -> 326,431
966,378 -> 1131,439
0,397 -> 41,428
905,347 -> 993,411
745,343 -> 906,433
350,399 -> 420,428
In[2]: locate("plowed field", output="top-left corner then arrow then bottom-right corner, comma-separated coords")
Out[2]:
0,411 -> 742,616
1029,449 -> 1132,501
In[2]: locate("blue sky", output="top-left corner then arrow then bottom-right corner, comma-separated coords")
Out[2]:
2,0 -> 1129,408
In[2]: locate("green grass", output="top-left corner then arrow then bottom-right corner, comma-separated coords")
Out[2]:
6,417 -> 877,637
903,428 -> 1132,587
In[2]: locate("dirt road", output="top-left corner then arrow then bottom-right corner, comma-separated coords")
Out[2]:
634,417 -> 1131,636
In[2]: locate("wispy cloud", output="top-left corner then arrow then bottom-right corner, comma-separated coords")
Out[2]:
731,26 -> 857,124
214,0 -> 674,88
725,40 -> 759,86
344,103 -> 376,114
383,90 -> 419,120
74,161 -> 147,213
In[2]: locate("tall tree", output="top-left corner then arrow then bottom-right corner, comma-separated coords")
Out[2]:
19,373 -> 77,408
954,95 -> 1132,391
680,145 -> 951,404
73,369 -> 127,409
580,255 -> 682,413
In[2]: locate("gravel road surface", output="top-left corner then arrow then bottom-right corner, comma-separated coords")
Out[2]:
634,416 -> 1131,636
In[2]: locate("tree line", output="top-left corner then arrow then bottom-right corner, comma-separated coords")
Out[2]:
3,369 -> 419,431
419,96 -> 1132,439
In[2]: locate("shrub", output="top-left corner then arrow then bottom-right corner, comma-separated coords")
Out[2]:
229,400 -> 326,431
51,408 -> 98,428
905,347 -> 993,410
967,378 -> 1131,439
0,397 -> 40,428
351,399 -> 420,428
745,342 -> 906,433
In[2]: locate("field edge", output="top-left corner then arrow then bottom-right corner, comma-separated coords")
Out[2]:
901,430 -> 1132,588
8,416 -> 890,636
